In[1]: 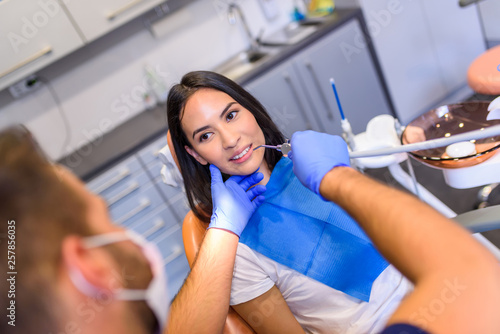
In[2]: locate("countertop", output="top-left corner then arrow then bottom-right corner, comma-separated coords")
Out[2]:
59,7 -> 366,181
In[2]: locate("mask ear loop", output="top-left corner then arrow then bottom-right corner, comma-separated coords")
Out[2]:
82,231 -> 131,249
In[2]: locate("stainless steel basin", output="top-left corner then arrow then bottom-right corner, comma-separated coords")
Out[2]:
213,49 -> 271,81
213,24 -> 319,80
258,24 -> 318,46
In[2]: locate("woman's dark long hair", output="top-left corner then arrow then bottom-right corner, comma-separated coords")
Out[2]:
167,71 -> 285,222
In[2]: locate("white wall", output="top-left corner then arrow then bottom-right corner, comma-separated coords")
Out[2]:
0,0 -> 295,160
478,1 -> 500,44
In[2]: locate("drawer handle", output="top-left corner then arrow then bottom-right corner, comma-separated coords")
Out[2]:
283,72 -> 313,130
93,168 -> 131,195
107,181 -> 140,206
143,218 -> 165,238
0,46 -> 52,79
107,0 -> 146,20
164,247 -> 183,265
305,62 -> 335,120
116,198 -> 151,225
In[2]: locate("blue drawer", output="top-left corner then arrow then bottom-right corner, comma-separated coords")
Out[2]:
100,171 -> 151,206
146,158 -> 165,182
137,134 -> 169,166
154,226 -> 190,302
109,183 -> 165,226
129,205 -> 180,241
156,182 -> 190,221
86,156 -> 143,196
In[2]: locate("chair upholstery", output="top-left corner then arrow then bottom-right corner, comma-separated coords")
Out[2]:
467,45 -> 500,95
166,131 -> 255,334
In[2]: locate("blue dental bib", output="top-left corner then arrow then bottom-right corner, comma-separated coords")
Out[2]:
240,157 -> 389,302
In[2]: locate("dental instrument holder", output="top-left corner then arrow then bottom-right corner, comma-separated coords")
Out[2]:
330,78 -> 357,152
341,119 -> 357,151
350,114 -> 500,260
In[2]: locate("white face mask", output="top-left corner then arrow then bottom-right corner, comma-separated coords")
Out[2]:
68,230 -> 169,333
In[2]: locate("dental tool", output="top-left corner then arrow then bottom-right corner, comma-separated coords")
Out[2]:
254,141 -> 292,157
349,124 -> 500,159
330,78 -> 357,151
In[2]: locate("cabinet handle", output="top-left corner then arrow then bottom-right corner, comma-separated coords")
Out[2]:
107,181 -> 140,206
107,0 -> 146,20
143,218 -> 165,238
0,46 -> 52,79
282,72 -> 313,130
164,246 -> 183,265
93,168 -> 131,195
116,198 -> 151,224
305,62 -> 334,120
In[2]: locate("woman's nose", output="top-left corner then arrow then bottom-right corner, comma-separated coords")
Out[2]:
221,129 -> 240,149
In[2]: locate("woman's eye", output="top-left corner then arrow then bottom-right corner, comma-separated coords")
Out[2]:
200,132 -> 212,142
226,111 -> 238,121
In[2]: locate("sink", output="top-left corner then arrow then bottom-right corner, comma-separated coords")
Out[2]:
213,24 -> 318,81
258,24 -> 318,47
213,49 -> 271,81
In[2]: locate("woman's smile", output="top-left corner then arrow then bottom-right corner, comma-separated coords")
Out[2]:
229,144 -> 252,163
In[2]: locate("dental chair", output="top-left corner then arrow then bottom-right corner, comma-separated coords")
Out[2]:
166,132 -> 256,334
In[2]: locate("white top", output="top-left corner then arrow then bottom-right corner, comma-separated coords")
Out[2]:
231,243 -> 412,334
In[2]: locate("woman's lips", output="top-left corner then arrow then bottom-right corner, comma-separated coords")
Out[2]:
230,144 -> 252,163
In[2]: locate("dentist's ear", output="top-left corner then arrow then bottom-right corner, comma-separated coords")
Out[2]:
62,236 -> 124,291
185,145 -> 208,165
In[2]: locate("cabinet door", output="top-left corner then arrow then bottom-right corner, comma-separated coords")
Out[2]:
479,1 -> 500,43
63,0 -> 165,42
421,0 -> 485,93
294,20 -> 392,135
358,0 -> 448,124
245,61 -> 320,139
0,0 -> 84,91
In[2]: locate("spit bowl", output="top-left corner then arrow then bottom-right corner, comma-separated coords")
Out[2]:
401,101 -> 500,169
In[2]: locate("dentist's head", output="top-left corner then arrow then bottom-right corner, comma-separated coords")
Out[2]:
0,126 -> 164,334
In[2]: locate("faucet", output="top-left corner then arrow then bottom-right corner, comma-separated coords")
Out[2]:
227,3 -> 260,51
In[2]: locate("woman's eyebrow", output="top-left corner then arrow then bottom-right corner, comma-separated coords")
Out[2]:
219,102 -> 237,119
192,125 -> 210,140
192,102 -> 238,139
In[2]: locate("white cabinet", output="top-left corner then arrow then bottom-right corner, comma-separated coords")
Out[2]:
357,0 -> 485,124
245,19 -> 392,138
62,0 -> 165,42
245,61 -> 319,139
294,20 -> 391,134
0,0 -> 84,91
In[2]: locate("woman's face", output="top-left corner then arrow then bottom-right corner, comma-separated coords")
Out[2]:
181,88 -> 267,176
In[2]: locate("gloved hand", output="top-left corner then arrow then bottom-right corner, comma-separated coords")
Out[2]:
208,165 -> 266,237
290,130 -> 350,197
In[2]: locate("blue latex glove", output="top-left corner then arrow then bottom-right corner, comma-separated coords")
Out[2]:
208,165 -> 266,237
290,130 -> 350,197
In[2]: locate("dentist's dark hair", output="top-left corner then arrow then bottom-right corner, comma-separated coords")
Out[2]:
167,71 -> 285,222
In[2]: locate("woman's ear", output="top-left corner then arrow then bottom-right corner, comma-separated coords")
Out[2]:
185,145 -> 208,165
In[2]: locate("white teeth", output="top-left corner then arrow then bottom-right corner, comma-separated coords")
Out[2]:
231,146 -> 250,160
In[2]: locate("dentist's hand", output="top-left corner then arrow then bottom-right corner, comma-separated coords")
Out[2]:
208,165 -> 266,236
290,130 -> 350,197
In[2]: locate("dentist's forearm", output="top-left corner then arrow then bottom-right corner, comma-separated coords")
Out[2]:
319,167 -> 494,282
319,167 -> 500,333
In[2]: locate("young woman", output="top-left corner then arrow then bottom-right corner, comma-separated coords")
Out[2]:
167,71 -> 412,334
